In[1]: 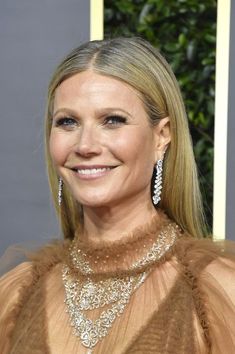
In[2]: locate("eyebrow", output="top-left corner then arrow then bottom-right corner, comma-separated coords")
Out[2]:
52,108 -> 79,118
52,107 -> 133,119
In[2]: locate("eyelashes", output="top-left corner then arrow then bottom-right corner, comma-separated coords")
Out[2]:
54,117 -> 77,127
103,115 -> 127,126
53,114 -> 128,129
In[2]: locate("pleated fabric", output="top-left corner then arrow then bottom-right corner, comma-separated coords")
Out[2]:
0,211 -> 235,354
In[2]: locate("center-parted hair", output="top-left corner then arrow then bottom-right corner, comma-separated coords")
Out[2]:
45,37 -> 207,239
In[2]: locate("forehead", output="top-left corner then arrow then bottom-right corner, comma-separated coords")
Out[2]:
53,70 -> 144,113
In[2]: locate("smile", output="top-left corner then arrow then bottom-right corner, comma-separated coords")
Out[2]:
77,167 -> 112,175
71,166 -> 116,180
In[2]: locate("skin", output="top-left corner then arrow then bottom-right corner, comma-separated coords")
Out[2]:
50,70 -> 171,242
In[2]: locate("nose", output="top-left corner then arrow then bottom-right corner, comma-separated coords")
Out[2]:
74,124 -> 102,157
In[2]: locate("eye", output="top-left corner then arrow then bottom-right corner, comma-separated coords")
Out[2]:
104,115 -> 127,127
54,117 -> 78,129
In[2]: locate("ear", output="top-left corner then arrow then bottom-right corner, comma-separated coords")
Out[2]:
153,117 -> 171,161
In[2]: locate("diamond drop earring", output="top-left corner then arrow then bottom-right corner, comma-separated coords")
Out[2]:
152,156 -> 164,206
58,177 -> 63,206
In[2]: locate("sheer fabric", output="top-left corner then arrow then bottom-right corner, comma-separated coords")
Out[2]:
0,212 -> 235,354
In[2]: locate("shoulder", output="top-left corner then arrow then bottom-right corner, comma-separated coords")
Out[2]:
0,240 -> 69,353
0,261 -> 34,301
175,237 -> 235,352
0,261 -> 33,354
0,239 -> 69,304
0,261 -> 34,321
174,236 -> 235,301
0,239 -> 68,281
199,252 -> 235,353
174,235 -> 235,271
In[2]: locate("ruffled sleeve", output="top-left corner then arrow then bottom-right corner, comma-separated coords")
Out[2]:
0,262 -> 33,354
200,251 -> 235,353
177,238 -> 235,353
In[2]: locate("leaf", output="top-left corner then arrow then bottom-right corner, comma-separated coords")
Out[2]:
139,3 -> 153,24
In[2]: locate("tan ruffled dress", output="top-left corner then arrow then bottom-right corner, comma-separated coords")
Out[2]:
0,211 -> 235,354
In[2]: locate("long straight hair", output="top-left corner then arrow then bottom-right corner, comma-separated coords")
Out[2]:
45,37 -> 207,239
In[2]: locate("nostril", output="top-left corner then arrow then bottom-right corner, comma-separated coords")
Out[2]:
75,149 -> 101,158
74,140 -> 100,154
73,137 -> 102,157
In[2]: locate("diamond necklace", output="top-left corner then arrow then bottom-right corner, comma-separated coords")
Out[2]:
62,265 -> 148,353
62,222 -> 179,353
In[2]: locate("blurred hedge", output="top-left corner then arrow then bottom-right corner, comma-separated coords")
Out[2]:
104,0 -> 216,229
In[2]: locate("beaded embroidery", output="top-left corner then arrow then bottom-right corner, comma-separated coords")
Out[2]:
62,221 -> 179,352
131,223 -> 178,269
70,222 -> 178,274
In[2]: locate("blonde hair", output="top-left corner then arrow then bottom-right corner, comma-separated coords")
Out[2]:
45,37 -> 207,239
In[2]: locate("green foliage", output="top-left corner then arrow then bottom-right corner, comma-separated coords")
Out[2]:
104,0 -> 216,228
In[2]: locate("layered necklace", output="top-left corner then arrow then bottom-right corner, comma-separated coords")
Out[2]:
62,220 -> 179,353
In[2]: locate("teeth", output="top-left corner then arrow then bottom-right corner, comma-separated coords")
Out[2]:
77,167 -> 112,175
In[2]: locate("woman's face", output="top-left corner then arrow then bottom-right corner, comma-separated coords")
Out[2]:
50,70 -> 165,209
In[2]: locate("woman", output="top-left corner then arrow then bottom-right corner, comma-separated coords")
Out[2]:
0,37 -> 234,354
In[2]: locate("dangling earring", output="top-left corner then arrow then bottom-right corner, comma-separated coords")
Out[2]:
152,156 -> 164,205
58,177 -> 63,206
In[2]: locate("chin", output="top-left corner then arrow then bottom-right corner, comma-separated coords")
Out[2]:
75,194 -> 113,208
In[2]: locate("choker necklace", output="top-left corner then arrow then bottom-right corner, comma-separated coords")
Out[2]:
62,221 -> 179,353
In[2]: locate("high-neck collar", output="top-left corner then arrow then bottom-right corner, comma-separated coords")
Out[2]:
65,209 -> 182,278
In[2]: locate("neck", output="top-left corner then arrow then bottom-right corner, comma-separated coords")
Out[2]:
82,196 -> 160,243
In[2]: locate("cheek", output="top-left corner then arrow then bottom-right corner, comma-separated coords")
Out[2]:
49,131 -> 70,165
111,129 -> 155,169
